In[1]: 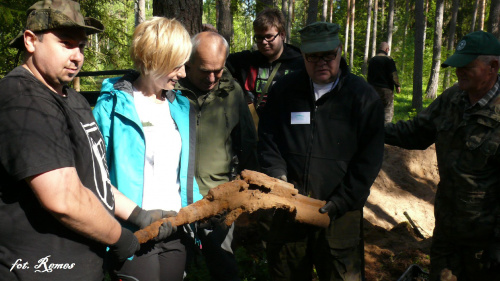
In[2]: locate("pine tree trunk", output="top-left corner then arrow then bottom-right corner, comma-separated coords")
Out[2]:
135,0 -> 146,27
443,0 -> 459,90
413,0 -> 425,110
425,0 -> 444,100
371,0 -> 378,57
362,0 -> 373,76
380,0 -> 385,36
400,0 -> 409,74
479,0 -> 486,30
386,0 -> 395,56
321,0 -> 328,22
350,0 -> 356,69
153,0 -> 202,35
488,0 -> 500,38
282,0 -> 290,43
471,0 -> 479,32
217,0 -> 232,47
344,0 -> 351,58
329,0 -> 334,22
306,0 -> 319,25
423,0 -> 428,44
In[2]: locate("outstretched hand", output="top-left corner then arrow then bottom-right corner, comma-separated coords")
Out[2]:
127,206 -> 178,240
319,201 -> 338,220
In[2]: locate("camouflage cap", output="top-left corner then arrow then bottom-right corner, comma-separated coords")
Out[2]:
442,31 -> 500,68
299,22 -> 340,54
9,0 -> 104,49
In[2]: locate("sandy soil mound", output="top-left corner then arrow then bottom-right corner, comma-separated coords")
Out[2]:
365,144 -> 438,237
363,144 -> 438,280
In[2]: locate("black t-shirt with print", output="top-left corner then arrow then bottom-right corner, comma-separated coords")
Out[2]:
0,66 -> 114,281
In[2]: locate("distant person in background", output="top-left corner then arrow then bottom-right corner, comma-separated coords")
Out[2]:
93,17 -> 200,281
226,7 -> 303,128
385,31 -> 500,281
367,42 -> 401,123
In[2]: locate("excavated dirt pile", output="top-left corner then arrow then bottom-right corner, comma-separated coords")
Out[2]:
362,144 -> 438,280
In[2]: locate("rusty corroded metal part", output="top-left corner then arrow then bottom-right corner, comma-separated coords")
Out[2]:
134,170 -> 330,244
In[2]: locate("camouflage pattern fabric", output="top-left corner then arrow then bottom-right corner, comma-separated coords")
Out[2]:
385,76 -> 500,279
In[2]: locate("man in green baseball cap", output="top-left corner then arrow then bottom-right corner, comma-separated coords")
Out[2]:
0,1 -> 150,280
385,31 -> 500,280
258,21 -> 384,281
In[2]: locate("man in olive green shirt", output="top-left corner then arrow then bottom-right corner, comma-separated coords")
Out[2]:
175,31 -> 258,281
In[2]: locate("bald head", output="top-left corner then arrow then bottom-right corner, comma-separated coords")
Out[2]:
378,42 -> 390,53
187,32 -> 229,92
190,31 -> 229,63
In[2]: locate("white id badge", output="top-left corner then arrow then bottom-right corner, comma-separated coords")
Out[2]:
291,112 -> 310,124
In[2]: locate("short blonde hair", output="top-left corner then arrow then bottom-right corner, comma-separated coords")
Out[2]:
130,17 -> 192,78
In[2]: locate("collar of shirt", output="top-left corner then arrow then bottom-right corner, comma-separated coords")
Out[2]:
463,74 -> 500,112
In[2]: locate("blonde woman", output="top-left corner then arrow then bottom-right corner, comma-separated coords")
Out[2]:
93,17 -> 202,281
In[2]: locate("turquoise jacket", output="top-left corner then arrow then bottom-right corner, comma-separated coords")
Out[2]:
93,72 -> 202,208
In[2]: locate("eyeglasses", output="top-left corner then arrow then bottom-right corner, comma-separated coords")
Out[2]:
253,33 -> 280,43
304,49 -> 339,63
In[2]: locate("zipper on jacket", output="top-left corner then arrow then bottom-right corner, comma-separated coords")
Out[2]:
302,105 -> 318,195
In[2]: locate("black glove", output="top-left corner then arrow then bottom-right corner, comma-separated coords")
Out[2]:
155,221 -> 176,241
198,212 -> 228,231
127,206 -> 177,241
277,175 -> 287,182
319,201 -> 338,220
482,241 -> 500,269
109,227 -> 140,262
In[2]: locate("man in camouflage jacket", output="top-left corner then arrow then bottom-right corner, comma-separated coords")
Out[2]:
385,31 -> 500,280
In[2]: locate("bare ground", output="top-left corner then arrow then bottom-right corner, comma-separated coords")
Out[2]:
363,144 -> 438,280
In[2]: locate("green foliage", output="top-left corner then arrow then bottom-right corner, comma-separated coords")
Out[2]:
393,84 -> 434,123
0,1 -> 32,77
0,0 -> 484,107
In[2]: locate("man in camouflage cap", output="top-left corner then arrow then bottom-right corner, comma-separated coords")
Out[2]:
386,31 -> 500,280
258,21 -> 384,280
0,1 -> 158,280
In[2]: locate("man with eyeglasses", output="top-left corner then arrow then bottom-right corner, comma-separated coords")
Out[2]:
258,22 -> 384,281
226,8 -> 304,122
367,42 -> 401,123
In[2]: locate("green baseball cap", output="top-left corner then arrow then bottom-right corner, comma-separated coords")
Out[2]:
442,31 -> 500,68
9,0 -> 104,49
299,22 -> 340,54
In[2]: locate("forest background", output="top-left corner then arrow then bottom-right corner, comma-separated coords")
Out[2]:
1,0 -> 500,115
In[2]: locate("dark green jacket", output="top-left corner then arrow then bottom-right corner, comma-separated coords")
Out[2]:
386,78 -> 500,244
175,69 -> 259,195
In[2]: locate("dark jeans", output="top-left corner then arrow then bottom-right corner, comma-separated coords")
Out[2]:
373,86 -> 394,123
266,209 -> 363,281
